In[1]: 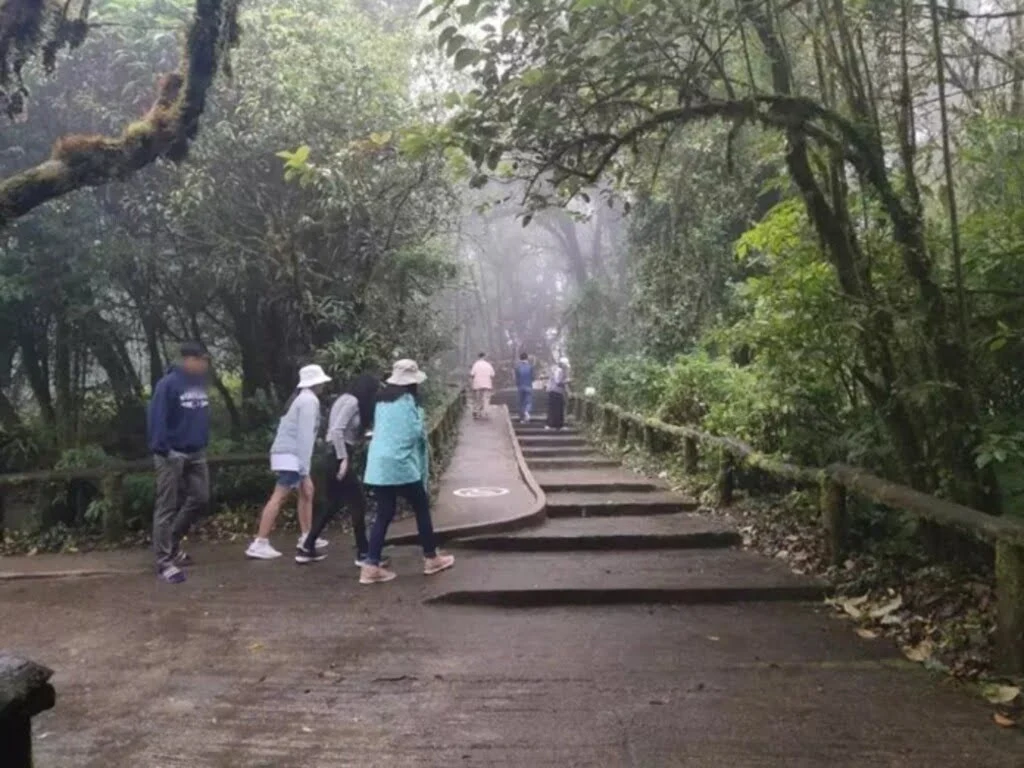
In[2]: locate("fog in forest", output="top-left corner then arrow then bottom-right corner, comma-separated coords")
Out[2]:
2,0 -> 1024,520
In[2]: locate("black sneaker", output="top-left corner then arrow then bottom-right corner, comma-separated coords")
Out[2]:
295,547 -> 327,564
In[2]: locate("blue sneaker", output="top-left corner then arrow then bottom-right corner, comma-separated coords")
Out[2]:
158,565 -> 186,584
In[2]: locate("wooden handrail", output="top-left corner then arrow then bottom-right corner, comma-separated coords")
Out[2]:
0,388 -> 466,489
569,393 -> 1024,674
0,388 -> 466,543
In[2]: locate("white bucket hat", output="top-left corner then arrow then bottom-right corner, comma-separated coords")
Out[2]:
297,364 -> 332,389
387,358 -> 427,386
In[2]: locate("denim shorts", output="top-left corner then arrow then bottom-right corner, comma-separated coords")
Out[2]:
275,471 -> 304,489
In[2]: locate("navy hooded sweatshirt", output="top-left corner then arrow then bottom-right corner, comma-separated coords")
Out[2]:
147,366 -> 211,455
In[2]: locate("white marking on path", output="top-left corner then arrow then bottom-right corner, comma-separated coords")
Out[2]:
453,487 -> 510,498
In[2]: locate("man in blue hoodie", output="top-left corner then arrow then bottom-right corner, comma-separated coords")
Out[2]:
147,342 -> 211,583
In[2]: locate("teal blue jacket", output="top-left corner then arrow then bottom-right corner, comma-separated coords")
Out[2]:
364,394 -> 429,487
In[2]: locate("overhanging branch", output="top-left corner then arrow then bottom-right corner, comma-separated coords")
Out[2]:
0,0 -> 240,228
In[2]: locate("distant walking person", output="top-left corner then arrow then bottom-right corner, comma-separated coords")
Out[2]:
359,359 -> 454,585
546,357 -> 570,431
148,342 -> 211,584
297,374 -> 381,566
246,364 -> 332,560
514,352 -> 534,423
470,351 -> 495,419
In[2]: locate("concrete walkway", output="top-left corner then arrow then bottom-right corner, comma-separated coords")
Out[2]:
388,408 -> 543,544
0,401 -> 1021,765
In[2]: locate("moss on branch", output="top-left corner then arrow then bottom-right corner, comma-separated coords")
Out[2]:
0,0 -> 240,227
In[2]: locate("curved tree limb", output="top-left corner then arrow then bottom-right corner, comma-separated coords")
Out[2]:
0,0 -> 239,228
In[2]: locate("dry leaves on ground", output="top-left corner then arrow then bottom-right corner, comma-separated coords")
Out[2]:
992,713 -> 1017,728
982,684 -> 1021,706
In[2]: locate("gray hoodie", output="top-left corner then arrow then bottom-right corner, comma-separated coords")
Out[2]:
269,389 -> 321,476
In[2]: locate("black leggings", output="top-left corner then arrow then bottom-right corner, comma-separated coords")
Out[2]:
306,445 -> 369,556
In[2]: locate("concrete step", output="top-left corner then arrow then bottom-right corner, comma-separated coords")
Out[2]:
521,446 -> 600,458
517,435 -> 588,448
426,550 -> 828,607
532,469 -> 666,494
453,515 -> 740,551
546,490 -> 698,517
527,457 -> 621,471
514,425 -> 578,435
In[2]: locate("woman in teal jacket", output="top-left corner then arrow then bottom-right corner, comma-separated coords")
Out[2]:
360,359 -> 455,584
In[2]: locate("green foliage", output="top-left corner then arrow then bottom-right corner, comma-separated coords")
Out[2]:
590,355 -> 667,415
55,444 -> 109,470
0,425 -> 45,472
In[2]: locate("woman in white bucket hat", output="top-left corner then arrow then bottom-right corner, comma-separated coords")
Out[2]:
359,359 -> 454,584
246,364 -> 332,560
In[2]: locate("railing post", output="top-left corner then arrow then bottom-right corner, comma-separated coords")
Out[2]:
602,405 -> 616,437
820,476 -> 848,567
616,416 -> 629,447
0,653 -> 56,768
644,423 -> 658,454
717,449 -> 735,506
995,540 -> 1024,674
101,472 -> 126,541
683,436 -> 699,474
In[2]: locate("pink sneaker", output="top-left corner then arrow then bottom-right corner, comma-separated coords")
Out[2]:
424,553 -> 455,576
359,565 -> 397,585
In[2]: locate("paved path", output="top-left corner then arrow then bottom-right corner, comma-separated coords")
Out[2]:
389,408 -> 542,544
0,401 -> 1021,765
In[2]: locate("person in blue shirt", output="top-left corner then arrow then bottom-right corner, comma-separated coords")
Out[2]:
147,342 -> 211,584
359,359 -> 455,585
514,352 -> 534,423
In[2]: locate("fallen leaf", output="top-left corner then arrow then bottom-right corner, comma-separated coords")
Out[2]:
992,713 -> 1016,728
301,726 -> 313,733
903,640 -> 934,663
855,628 -> 878,640
982,684 -> 1021,705
707,636 -> 720,642
869,595 -> 903,619
248,642 -> 264,652
840,599 -> 867,620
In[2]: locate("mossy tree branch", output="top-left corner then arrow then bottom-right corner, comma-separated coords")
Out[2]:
0,0 -> 239,228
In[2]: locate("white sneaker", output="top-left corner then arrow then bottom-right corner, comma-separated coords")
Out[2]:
355,555 -> 391,569
246,539 -> 282,560
298,533 -> 328,550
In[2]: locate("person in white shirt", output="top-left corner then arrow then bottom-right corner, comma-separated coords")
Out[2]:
469,351 -> 496,419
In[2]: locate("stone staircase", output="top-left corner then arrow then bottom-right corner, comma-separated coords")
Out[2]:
429,401 -> 827,607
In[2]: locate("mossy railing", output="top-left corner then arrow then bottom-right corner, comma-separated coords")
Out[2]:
568,394 -> 1024,675
0,387 -> 466,543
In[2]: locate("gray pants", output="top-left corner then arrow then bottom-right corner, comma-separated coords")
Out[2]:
153,452 -> 210,570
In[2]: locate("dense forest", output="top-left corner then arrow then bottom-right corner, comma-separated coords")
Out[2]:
2,0 -> 1024,532
425,0 -> 1024,518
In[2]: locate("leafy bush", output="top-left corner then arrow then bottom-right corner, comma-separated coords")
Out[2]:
589,355 -> 668,414
55,443 -> 110,469
123,475 -> 156,528
0,425 -> 46,472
